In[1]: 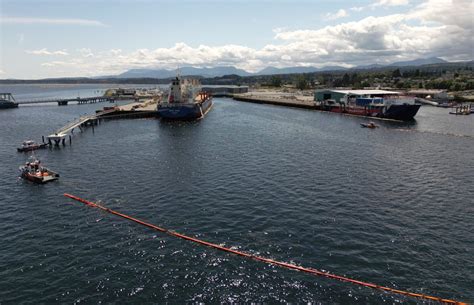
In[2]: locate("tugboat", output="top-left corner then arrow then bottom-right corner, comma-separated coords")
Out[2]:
17,140 -> 49,152
0,93 -> 19,109
157,76 -> 212,120
19,157 -> 59,184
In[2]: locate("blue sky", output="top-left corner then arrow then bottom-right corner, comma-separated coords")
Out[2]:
0,0 -> 472,79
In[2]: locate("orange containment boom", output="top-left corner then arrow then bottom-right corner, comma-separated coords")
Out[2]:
63,193 -> 467,305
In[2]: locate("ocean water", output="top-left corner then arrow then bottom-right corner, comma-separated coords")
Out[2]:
0,85 -> 472,304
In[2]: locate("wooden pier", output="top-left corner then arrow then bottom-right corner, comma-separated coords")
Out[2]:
17,96 -> 114,106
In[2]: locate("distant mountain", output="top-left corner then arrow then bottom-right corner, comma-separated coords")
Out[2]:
256,66 -> 347,75
388,57 -> 448,67
117,68 -> 174,79
257,66 -> 319,75
104,57 -> 455,79
117,66 -> 251,79
354,63 -> 386,70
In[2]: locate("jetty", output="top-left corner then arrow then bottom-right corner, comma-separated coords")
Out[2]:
17,96 -> 114,106
232,91 -> 406,122
47,115 -> 98,145
46,99 -> 158,145
233,92 -> 316,109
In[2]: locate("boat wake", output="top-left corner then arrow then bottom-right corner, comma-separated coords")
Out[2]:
393,128 -> 473,139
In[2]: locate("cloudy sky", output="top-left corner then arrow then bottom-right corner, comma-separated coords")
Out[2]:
0,0 -> 472,79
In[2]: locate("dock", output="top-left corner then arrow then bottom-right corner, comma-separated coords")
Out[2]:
18,96 -> 114,106
46,99 -> 158,145
233,92 -> 317,110
232,92 -> 403,122
47,115 -> 98,145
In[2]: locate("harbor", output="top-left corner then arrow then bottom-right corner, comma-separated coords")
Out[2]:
1,83 -> 473,304
2,0 -> 473,302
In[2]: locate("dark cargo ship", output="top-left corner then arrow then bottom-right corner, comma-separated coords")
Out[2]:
314,89 -> 421,121
157,77 -> 212,120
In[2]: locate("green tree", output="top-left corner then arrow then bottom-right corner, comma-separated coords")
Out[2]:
295,75 -> 309,90
341,73 -> 351,86
392,68 -> 402,78
270,75 -> 282,87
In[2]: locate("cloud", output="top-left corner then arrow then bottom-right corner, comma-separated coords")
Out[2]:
78,48 -> 94,57
26,48 -> 69,56
350,7 -> 365,12
0,16 -> 105,26
325,9 -> 348,20
18,33 -> 25,44
37,0 -> 473,77
372,0 -> 409,7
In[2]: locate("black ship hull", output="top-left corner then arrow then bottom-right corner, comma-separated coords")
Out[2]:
383,104 -> 421,121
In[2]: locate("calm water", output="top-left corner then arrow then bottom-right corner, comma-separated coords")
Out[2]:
0,85 -> 473,304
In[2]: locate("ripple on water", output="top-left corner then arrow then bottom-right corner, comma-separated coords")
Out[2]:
0,95 -> 473,303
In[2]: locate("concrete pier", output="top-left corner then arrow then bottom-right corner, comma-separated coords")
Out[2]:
233,92 -> 316,110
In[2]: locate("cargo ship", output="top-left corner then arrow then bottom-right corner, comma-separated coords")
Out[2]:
0,93 -> 19,109
314,89 -> 421,121
157,77 -> 212,120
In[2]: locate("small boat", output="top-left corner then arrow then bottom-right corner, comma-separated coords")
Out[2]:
449,111 -> 470,115
449,104 -> 471,115
19,158 -> 59,184
360,122 -> 378,128
17,140 -> 49,152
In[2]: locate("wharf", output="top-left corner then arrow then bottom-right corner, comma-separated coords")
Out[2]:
232,92 -> 403,122
18,96 -> 114,106
233,92 -> 316,109
46,100 -> 158,145
96,100 -> 158,119
202,85 -> 249,97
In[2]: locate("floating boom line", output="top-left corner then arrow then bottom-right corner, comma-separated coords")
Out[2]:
63,193 -> 467,305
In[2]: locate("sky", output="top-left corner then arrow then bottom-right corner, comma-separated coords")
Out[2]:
0,0 -> 472,79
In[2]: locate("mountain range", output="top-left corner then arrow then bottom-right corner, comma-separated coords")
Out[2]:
112,57 -> 449,79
